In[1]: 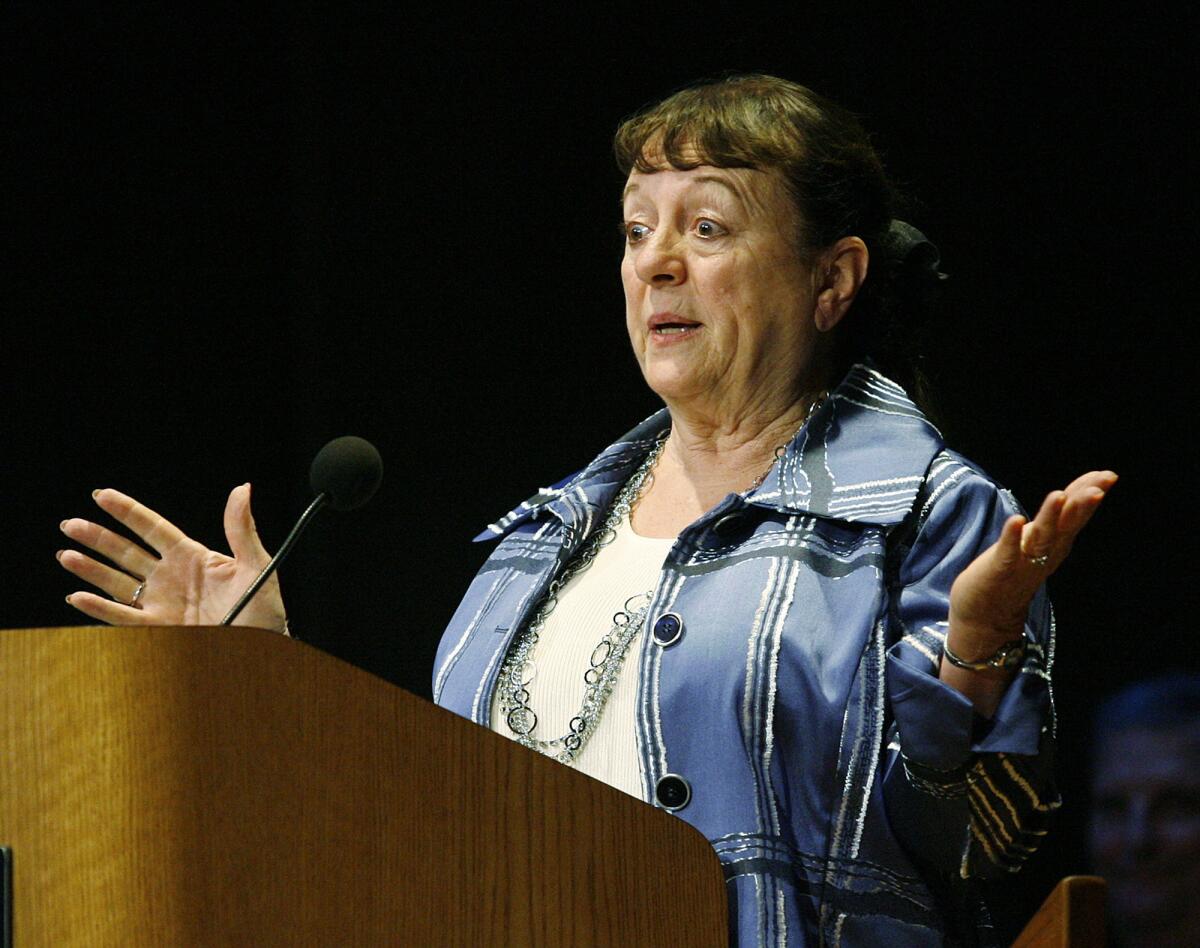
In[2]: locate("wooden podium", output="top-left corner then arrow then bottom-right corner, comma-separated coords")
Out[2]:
0,627 -> 728,946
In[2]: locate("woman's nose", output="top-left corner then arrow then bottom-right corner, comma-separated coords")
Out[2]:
634,231 -> 687,286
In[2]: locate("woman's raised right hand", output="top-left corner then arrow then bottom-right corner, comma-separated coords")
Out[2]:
58,484 -> 287,631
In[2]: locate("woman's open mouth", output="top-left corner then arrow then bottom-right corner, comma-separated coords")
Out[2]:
649,314 -> 702,342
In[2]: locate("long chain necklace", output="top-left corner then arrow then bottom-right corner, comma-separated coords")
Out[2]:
497,432 -> 667,763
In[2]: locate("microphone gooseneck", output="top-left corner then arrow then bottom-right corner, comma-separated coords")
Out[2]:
220,436 -> 383,627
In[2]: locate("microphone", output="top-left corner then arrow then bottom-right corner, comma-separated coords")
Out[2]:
220,436 -> 383,627
308,435 -> 384,511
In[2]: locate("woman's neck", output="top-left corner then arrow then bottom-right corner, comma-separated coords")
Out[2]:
667,400 -> 811,489
630,391 -> 824,538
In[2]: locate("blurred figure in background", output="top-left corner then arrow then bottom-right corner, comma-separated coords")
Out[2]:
1089,673 -> 1200,947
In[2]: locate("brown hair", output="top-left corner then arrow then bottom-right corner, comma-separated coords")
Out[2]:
615,74 -> 892,256
615,74 -> 939,408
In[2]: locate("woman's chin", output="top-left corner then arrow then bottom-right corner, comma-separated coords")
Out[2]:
640,363 -> 714,407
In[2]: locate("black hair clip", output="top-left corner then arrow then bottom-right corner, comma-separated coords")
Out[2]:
885,220 -> 948,284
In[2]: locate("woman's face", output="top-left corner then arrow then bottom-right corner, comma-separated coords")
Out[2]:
621,161 -> 826,418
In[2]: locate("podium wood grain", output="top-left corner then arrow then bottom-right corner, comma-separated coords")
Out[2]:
0,627 -> 727,946
1011,875 -> 1106,948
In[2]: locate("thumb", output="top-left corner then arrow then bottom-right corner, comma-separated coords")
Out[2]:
992,514 -> 1027,571
224,483 -> 272,567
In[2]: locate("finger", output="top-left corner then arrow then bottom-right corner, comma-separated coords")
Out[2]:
1063,470 -> 1118,495
1057,485 -> 1107,537
60,517 -> 159,578
224,483 -> 272,567
57,549 -> 143,603
92,488 -> 187,555
64,591 -> 155,626
1020,492 -> 1066,558
992,514 -> 1027,570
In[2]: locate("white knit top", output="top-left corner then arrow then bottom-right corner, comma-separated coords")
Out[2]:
489,515 -> 675,800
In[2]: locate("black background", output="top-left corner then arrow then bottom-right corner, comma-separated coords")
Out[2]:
4,5 -> 1196,934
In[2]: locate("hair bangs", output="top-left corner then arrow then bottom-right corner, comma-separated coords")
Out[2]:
616,79 -> 804,176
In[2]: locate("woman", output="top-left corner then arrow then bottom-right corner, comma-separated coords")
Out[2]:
60,76 -> 1114,945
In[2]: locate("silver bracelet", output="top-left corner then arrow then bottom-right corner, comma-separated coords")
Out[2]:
942,637 -> 1026,671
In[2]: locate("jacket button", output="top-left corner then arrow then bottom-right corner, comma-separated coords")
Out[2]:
710,511 -> 754,547
651,612 -> 683,647
712,511 -> 748,536
655,774 -> 692,811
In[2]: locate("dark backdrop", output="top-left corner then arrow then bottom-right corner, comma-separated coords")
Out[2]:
4,5 -> 1195,935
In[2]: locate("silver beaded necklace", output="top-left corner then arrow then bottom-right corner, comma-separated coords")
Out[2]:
497,432 -> 667,764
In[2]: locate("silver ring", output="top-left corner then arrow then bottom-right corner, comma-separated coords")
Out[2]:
129,580 -> 146,607
1026,554 -> 1050,568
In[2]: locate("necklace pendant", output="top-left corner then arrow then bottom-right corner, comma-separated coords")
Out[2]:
506,706 -> 537,736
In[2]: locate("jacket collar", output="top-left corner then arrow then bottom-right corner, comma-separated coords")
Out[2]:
477,364 -> 943,541
748,363 -> 944,525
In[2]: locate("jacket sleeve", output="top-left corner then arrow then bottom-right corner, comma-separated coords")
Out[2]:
881,452 -> 1059,879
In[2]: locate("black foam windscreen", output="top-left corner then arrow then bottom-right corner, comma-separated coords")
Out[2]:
309,436 -> 383,512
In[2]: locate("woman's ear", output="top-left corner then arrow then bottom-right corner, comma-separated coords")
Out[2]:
814,237 -> 869,332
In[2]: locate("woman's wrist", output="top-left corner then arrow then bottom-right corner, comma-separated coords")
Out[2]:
939,621 -> 1022,716
944,610 -> 1025,661
943,636 -> 1027,672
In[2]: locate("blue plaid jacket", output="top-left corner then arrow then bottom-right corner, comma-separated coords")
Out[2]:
433,365 -> 1057,946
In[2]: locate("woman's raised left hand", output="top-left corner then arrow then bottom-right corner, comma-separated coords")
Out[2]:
942,470 -> 1117,710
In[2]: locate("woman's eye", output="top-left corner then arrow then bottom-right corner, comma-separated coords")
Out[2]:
695,219 -> 726,238
625,222 -> 651,244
